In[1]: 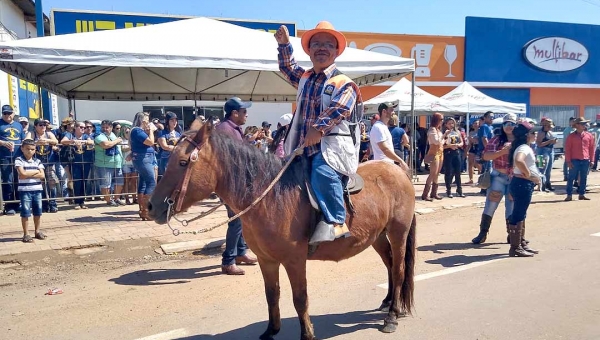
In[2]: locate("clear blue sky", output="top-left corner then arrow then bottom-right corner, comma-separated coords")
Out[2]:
40,0 -> 600,36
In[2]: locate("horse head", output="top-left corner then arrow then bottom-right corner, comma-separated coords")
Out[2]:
147,119 -> 219,224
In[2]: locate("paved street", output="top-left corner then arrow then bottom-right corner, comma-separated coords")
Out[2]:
0,168 -> 599,340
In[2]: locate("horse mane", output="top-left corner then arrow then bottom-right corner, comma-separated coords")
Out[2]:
204,129 -> 307,213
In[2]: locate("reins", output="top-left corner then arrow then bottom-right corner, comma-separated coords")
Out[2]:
164,136 -> 304,236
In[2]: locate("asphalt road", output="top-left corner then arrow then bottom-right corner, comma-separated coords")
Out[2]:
1,190 -> 599,340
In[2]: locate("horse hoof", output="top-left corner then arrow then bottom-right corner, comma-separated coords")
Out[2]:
380,319 -> 398,333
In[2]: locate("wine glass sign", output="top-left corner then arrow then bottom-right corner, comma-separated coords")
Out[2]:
444,45 -> 458,77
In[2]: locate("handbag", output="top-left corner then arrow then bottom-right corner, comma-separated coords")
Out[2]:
477,171 -> 491,189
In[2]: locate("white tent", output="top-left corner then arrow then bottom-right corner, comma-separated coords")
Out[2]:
364,77 -> 461,115
441,81 -> 526,114
0,17 -> 414,102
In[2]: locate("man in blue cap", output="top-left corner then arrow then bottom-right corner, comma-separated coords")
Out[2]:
215,97 -> 258,275
0,105 -> 26,215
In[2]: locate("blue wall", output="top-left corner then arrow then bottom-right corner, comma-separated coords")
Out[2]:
465,17 -> 600,84
476,88 -> 531,116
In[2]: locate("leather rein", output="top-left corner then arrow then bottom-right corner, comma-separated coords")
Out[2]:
164,135 -> 303,236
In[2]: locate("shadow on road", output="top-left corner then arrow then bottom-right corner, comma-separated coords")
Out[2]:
109,265 -> 221,286
68,216 -> 141,223
418,242 -> 503,254
531,199 -> 568,204
0,237 -> 22,243
174,309 -> 395,340
426,253 -> 507,267
101,210 -> 139,216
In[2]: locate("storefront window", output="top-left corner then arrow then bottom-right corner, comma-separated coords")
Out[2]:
529,106 -> 579,130
584,106 -> 600,123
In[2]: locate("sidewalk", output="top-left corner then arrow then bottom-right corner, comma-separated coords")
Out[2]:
0,168 -> 598,257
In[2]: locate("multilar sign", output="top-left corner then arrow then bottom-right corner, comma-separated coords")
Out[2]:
522,37 -> 589,72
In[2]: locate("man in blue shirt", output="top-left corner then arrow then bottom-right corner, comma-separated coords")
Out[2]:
0,105 -> 25,215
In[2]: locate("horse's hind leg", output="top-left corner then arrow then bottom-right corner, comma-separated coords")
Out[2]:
283,260 -> 316,340
371,232 -> 393,312
259,259 -> 282,340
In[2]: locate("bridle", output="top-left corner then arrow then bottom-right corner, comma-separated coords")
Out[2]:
162,134 -> 304,236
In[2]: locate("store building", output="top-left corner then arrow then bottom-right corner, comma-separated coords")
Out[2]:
464,16 -> 600,128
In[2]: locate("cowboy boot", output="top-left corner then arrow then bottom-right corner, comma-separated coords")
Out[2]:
520,221 -> 538,254
421,184 -> 433,201
430,183 -> 443,200
138,194 -> 149,221
508,224 -> 533,257
472,214 -> 492,244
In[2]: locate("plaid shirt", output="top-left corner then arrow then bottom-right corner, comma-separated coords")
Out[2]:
484,136 -> 511,171
278,43 -> 357,157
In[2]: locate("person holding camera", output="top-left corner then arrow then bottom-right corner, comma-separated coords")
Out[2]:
129,112 -> 159,220
94,120 -> 125,207
536,118 -> 557,192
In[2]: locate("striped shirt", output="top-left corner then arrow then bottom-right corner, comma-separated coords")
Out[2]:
277,43 -> 358,157
14,156 -> 44,192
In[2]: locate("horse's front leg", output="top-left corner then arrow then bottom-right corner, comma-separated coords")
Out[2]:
259,259 -> 282,340
283,260 -> 316,340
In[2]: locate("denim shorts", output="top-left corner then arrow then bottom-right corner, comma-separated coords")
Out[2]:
122,164 -> 137,174
20,190 -> 43,218
95,166 -> 124,189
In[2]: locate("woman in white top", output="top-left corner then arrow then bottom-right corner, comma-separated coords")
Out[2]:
421,113 -> 445,201
507,121 -> 543,257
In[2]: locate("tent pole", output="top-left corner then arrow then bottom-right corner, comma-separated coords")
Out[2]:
410,73 -> 417,182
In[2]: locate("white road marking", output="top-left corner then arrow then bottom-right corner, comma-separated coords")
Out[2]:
591,232 -> 600,237
377,258 -> 507,289
134,328 -> 190,340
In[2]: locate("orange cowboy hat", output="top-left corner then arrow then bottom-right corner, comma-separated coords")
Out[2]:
301,21 -> 347,56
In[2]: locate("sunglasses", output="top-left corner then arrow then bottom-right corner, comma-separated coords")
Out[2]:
78,126 -> 85,129
36,124 -> 47,127
2,112 -> 12,115
503,122 -> 516,127
85,126 -> 93,128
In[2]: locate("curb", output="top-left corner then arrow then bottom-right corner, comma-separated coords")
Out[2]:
159,237 -> 225,255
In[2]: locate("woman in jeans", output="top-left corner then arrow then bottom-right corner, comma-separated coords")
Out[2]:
421,112 -> 444,201
129,112 -> 157,220
536,118 -> 557,192
442,117 -> 465,198
466,120 -> 481,185
471,113 -> 517,244
507,121 -> 542,257
121,127 -> 138,205
157,112 -> 182,180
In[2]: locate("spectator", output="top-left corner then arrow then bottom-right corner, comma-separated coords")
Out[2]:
358,122 -> 370,163
536,118 -> 558,192
564,117 -> 596,201
83,120 -> 100,199
442,117 -> 465,198
269,113 -> 292,159
388,114 -> 409,161
369,103 -> 409,170
258,121 -> 274,153
130,112 -> 158,220
562,117 -> 576,181
15,139 -> 46,243
421,113 -> 445,201
466,119 -> 481,184
18,117 -> 29,133
0,104 -> 25,215
26,118 -> 59,213
157,111 -> 182,179
94,120 -> 125,206
121,126 -> 138,205
54,117 -> 75,201
416,122 -> 428,172
61,121 -> 94,209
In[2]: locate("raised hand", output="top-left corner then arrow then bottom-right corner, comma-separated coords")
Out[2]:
274,25 -> 290,45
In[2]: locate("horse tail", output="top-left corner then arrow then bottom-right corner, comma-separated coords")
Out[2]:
401,213 -> 417,315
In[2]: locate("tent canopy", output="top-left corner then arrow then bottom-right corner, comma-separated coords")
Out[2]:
0,17 -> 415,102
363,78 -> 462,115
441,82 -> 526,115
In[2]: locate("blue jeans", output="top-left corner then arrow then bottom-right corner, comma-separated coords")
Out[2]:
538,148 -> 554,184
509,177 -> 535,225
20,190 -> 43,218
482,170 -> 514,219
72,162 -> 91,204
594,149 -> 599,170
158,157 -> 169,180
310,152 -> 348,225
41,163 -> 58,211
222,205 -> 247,265
0,157 -> 18,211
563,160 -> 569,179
133,152 -> 156,195
566,159 -> 590,196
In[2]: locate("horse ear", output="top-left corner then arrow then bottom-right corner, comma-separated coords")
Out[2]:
189,118 -> 203,131
192,119 -> 214,144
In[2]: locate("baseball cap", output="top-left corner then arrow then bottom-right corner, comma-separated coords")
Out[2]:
2,105 -> 13,113
377,102 -> 396,113
370,114 -> 380,122
262,121 -> 271,128
224,97 -> 252,115
278,113 -> 293,126
33,118 -> 47,126
165,111 -> 178,121
502,113 -> 517,123
18,117 -> 28,123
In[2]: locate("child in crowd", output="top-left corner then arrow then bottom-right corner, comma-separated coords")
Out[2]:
15,139 -> 47,243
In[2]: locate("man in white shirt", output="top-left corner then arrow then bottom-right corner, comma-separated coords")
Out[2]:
369,102 -> 409,171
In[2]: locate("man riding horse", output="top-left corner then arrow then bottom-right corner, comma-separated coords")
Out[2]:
275,22 -> 364,246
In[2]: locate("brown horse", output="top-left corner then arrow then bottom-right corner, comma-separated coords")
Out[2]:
147,120 -> 416,340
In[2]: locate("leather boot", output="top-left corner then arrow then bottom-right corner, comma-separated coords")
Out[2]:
430,183 -> 443,200
138,194 -> 149,221
506,219 -> 510,244
520,221 -> 538,254
508,224 -> 533,257
421,184 -> 433,201
221,264 -> 245,275
472,214 -> 492,244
